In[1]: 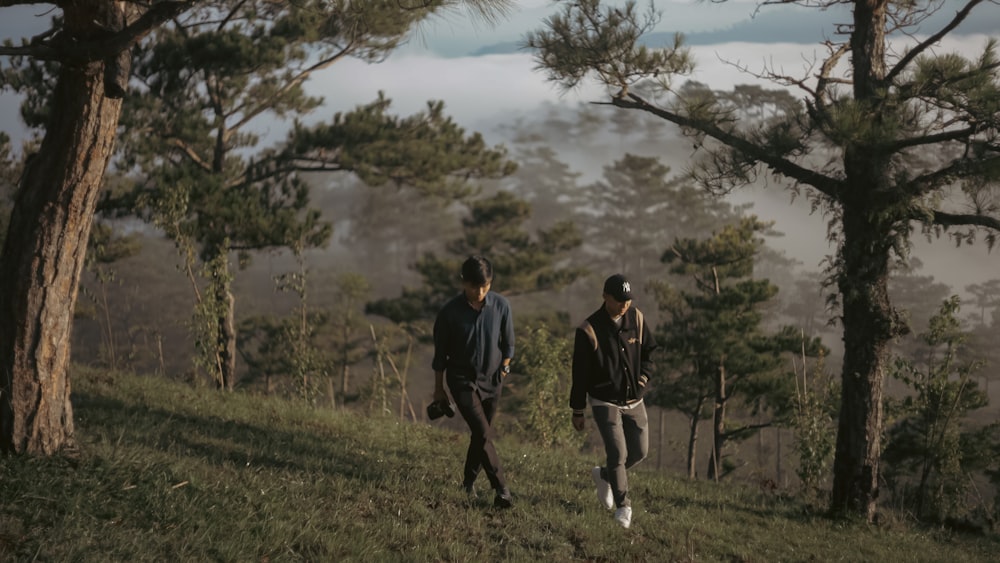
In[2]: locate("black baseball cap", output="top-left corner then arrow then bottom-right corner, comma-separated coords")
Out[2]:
603,274 -> 633,302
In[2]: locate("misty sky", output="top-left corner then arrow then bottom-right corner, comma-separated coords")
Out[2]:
293,4 -> 1000,294
1,0 -> 998,292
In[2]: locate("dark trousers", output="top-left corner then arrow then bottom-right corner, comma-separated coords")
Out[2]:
451,385 -> 507,493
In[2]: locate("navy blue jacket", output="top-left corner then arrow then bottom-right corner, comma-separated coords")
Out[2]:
432,291 -> 514,398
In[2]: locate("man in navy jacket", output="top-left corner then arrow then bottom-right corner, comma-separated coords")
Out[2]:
433,256 -> 514,508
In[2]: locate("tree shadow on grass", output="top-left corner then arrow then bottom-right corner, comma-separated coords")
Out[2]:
71,391 -> 408,484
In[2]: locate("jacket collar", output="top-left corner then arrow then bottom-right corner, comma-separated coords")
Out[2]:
463,291 -> 494,310
596,305 -> 633,330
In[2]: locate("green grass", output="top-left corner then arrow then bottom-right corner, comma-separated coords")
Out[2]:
1,367 -> 997,562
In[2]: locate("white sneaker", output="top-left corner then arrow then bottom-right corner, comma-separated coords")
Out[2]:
614,505 -> 632,529
591,466 -> 613,510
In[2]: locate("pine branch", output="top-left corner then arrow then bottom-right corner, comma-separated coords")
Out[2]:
167,138 -> 213,173
885,0 -> 986,84
895,61 -> 1000,102
883,126 -> 978,153
930,210 -> 1000,230
901,154 -> 1000,198
811,41 -> 852,127
613,92 -> 842,198
228,157 -> 347,191
228,45 -> 355,132
722,421 -> 774,442
0,1 -> 195,61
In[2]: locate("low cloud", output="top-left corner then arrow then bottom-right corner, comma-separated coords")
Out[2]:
306,33 -> 997,131
298,34 -> 999,289
1,31 -> 994,291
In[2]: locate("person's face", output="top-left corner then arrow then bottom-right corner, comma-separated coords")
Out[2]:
603,293 -> 631,318
464,280 -> 491,304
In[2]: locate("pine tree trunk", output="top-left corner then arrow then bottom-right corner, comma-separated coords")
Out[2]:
327,376 -> 336,410
341,327 -> 350,398
685,411 -> 699,479
657,407 -> 664,470
0,1 -> 124,454
830,211 -> 891,521
708,361 -> 727,481
831,173 -> 894,520
218,276 -> 237,391
828,0 -> 894,523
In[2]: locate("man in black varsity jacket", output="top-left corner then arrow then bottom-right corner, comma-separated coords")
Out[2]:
570,273 -> 656,529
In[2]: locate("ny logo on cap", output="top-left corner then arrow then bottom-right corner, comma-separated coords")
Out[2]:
621,281 -> 631,294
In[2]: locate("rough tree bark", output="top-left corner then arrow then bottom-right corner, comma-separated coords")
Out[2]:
708,361 -> 727,481
0,1 -> 125,454
828,0 -> 894,520
218,278 -> 237,391
685,400 -> 703,479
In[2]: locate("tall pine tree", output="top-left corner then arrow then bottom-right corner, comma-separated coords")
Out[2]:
651,216 -> 825,480
528,0 -> 1000,520
114,4 -> 515,390
0,0 -> 513,453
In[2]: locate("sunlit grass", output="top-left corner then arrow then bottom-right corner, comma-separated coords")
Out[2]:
1,366 -> 997,561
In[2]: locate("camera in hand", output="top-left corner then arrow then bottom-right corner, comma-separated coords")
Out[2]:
426,399 -> 455,420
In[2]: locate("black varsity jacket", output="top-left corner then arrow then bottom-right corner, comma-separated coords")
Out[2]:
570,305 -> 657,411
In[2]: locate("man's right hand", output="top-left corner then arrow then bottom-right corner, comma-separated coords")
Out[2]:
572,412 -> 585,432
433,388 -> 448,403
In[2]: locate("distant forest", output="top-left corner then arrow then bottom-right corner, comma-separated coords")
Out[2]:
57,101 -> 998,400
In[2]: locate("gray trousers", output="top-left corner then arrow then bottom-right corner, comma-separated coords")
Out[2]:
592,401 -> 648,508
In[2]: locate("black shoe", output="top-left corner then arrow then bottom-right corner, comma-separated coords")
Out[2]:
463,482 -> 476,498
493,488 -> 512,509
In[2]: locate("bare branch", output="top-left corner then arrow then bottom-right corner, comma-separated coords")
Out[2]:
813,41 -> 851,113
718,53 -> 819,98
227,157 -> 348,191
0,43 -> 56,58
0,0 -> 54,6
168,137 -> 213,173
884,126 -> 977,153
930,210 -> 1000,230
216,0 -> 250,33
885,0 -> 986,84
722,421 -> 773,441
757,0 -> 851,10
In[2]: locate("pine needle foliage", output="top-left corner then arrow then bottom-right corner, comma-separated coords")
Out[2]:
526,0 -> 1000,520
508,321 -> 584,450
884,296 -> 997,525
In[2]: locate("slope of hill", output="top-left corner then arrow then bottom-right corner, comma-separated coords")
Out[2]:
1,367 -> 996,561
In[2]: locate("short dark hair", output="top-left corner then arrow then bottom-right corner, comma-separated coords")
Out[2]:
461,255 -> 493,286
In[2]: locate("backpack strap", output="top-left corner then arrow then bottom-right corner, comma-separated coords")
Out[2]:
634,308 -> 647,388
579,320 -> 598,352
635,309 -> 643,347
581,309 -> 643,350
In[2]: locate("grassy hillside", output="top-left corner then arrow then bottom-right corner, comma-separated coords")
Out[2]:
1,367 -> 997,562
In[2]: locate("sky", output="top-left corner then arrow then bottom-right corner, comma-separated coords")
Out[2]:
1,0 -> 998,291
